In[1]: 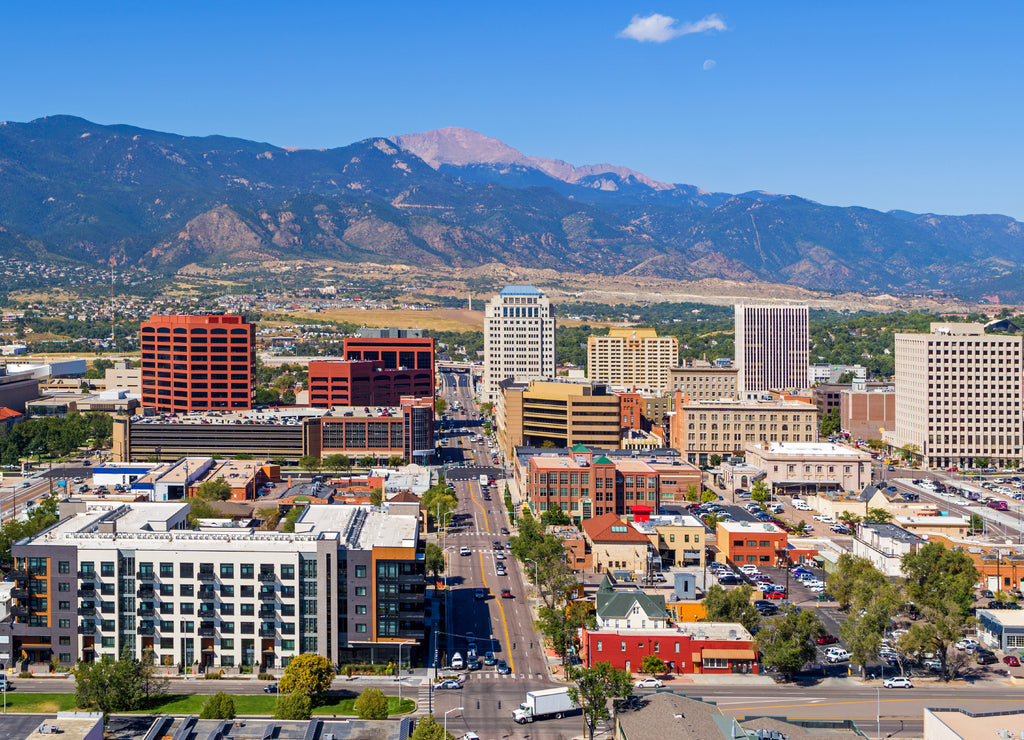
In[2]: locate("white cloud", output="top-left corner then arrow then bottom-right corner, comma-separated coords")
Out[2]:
702,59 -> 717,71
618,13 -> 727,43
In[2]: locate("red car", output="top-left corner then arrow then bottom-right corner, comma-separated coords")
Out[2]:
1004,655 -> 1021,666
816,633 -> 839,645
765,590 -> 787,599
501,588 -> 513,599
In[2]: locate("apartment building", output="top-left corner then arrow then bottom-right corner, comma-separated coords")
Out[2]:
668,391 -> 819,467
734,304 -> 809,397
669,365 -> 739,401
889,323 -> 1024,469
483,286 -> 555,402
496,379 -> 621,459
852,522 -> 925,577
587,329 -> 678,392
9,501 -> 423,669
140,314 -> 255,413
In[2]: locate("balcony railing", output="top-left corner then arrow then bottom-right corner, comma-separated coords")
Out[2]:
258,627 -> 276,637
10,570 -> 28,581
258,572 -> 276,582
76,570 -> 95,579
198,627 -> 216,637
258,609 -> 276,619
77,625 -> 96,634
11,606 -> 28,618
79,582 -> 96,592
136,586 -> 155,598
197,572 -> 216,582
198,588 -> 217,599
136,571 -> 156,581
137,626 -> 155,636
198,608 -> 216,618
258,591 -> 275,601
137,607 -> 155,617
10,588 -> 27,599
77,605 -> 96,615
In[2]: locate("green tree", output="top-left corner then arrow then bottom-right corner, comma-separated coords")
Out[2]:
200,692 -> 237,719
836,370 -> 857,384
424,542 -> 445,580
974,457 -> 990,469
702,584 -> 761,635
354,687 -> 390,719
899,604 -> 974,681
536,604 -> 595,668
709,454 -> 722,468
323,453 -> 351,476
195,476 -> 232,501
866,439 -> 885,451
359,455 -> 377,467
434,398 -> 448,415
281,505 -> 306,533
701,489 -> 719,503
274,690 -> 313,720
280,652 -> 335,696
819,407 -> 841,437
685,484 -> 700,503
281,388 -> 296,405
254,386 -> 281,405
640,654 -> 667,677
256,506 -> 282,530
567,661 -> 634,740
479,401 -> 494,416
827,554 -> 880,612
73,649 -> 147,714
968,513 -> 984,533
751,480 -> 769,507
541,507 -> 572,526
186,498 -> 218,527
369,487 -> 384,507
387,455 -> 406,467
410,714 -> 456,740
901,541 -> 979,617
864,508 -> 894,524
757,607 -> 824,680
837,510 -> 862,528
298,455 -> 321,474
422,484 -> 458,529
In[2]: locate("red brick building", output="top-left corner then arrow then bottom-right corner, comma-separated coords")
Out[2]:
140,314 -> 255,413
308,337 -> 434,408
305,397 -> 435,463
581,625 -> 757,675
716,520 -> 788,567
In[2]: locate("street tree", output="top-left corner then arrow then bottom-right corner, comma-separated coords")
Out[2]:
701,489 -> 719,503
434,398 -> 448,415
899,603 -> 974,681
424,542 -> 446,581
640,654 -> 667,677
359,455 -> 377,467
863,508 -> 894,524
685,484 -> 700,502
323,453 -> 350,476
702,584 -> 761,635
819,408 -> 841,437
751,480 -> 769,507
840,587 -> 900,676
354,687 -> 390,719
709,454 -> 722,468
541,507 -> 572,526
274,691 -> 313,720
200,692 -> 236,719
280,653 -> 335,697
837,511 -> 862,528
298,455 -> 321,474
74,650 -> 148,713
827,554 -> 885,612
567,661 -> 634,740
410,714 -> 456,740
901,541 -> 979,617
195,476 -> 231,501
757,607 -> 824,680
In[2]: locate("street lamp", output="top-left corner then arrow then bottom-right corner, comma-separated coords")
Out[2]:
444,706 -> 464,738
524,558 -> 539,586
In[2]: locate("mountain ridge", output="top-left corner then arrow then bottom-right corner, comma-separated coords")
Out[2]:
2,115 -> 1024,299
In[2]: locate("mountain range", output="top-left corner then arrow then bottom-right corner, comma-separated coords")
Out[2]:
2,115 -> 1023,299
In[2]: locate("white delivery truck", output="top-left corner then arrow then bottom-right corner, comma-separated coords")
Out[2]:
479,474 -> 489,487
512,687 -> 577,723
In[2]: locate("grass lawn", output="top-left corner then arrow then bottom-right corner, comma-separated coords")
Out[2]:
3,692 -> 413,716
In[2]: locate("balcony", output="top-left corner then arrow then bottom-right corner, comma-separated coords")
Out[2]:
11,606 -> 28,618
11,588 -> 27,599
136,586 -> 155,598
198,627 -> 216,637
79,582 -> 96,592
137,626 -> 155,636
197,572 -> 216,582
10,569 -> 28,581
198,588 -> 217,599
258,591 -> 276,601
198,607 -> 216,618
257,572 -> 276,582
77,605 -> 96,616
137,607 -> 155,617
77,625 -> 96,634
258,627 -> 276,637
76,570 -> 95,580
136,571 -> 156,581
258,609 -> 276,619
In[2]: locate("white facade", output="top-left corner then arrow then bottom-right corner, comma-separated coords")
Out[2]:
851,522 -> 924,577
734,304 -> 809,397
891,323 -> 1024,469
483,285 -> 555,402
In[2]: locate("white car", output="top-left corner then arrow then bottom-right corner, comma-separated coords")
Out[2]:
634,677 -> 664,688
883,676 -> 913,689
739,565 -> 760,575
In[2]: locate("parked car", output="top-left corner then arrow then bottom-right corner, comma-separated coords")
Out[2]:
263,683 -> 278,693
437,679 -> 463,689
977,652 -> 998,665
634,677 -> 664,688
882,677 -> 913,689
815,633 -> 839,645
1004,655 -> 1021,667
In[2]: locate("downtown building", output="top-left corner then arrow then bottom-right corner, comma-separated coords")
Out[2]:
9,501 -> 424,669
887,323 -> 1023,469
734,304 -> 809,398
308,336 -> 435,408
587,328 -> 678,392
482,285 -> 555,403
140,314 -> 255,413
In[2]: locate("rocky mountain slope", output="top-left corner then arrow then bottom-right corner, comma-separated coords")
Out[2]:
2,115 -> 1023,299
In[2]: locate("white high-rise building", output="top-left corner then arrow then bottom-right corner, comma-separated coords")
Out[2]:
889,323 -> 1023,469
734,304 -> 809,397
483,285 -> 555,402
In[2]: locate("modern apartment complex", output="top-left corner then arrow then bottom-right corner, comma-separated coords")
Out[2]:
734,304 -> 809,397
668,391 -> 819,467
495,379 -> 621,458
483,286 -> 555,402
889,323 -> 1024,469
306,337 -> 435,410
669,365 -> 739,401
140,314 -> 255,413
587,329 -> 678,391
9,501 -> 424,669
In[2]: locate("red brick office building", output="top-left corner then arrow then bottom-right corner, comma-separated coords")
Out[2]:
308,337 -> 434,408
141,314 -> 255,413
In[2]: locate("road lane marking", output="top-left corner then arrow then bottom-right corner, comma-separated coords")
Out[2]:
720,697 -> 985,712
478,548 -> 514,675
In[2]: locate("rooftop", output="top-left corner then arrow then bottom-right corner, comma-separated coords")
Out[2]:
499,285 -> 542,296
976,608 -> 1024,627
23,713 -> 103,740
858,522 -> 925,545
297,504 -> 419,549
632,515 -> 703,534
583,513 -> 650,543
895,515 -> 971,526
717,520 -> 785,535
926,706 -> 1024,739
751,442 -> 871,458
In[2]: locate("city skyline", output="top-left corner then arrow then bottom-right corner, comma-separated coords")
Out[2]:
2,3 -> 1022,219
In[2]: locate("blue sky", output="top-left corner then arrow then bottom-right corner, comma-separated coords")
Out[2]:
3,2 -> 1022,218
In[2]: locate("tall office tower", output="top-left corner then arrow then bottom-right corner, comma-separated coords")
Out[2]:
483,285 -> 555,402
891,323 -> 1023,469
587,328 -> 678,391
141,314 -> 255,412
734,304 -> 809,397
308,336 -> 435,408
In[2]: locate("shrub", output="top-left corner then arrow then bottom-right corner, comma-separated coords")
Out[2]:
353,687 -> 389,719
274,690 -> 312,720
258,672 -> 274,681
199,691 -> 236,719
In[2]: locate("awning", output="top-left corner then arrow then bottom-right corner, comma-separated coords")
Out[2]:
691,652 -> 702,664
702,648 -> 756,660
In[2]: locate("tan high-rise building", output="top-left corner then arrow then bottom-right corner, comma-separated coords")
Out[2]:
587,328 -> 677,391
888,323 -> 1023,469
483,285 -> 555,403
734,304 -> 809,397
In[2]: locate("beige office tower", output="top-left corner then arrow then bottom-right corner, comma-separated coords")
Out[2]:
483,285 -> 555,402
890,323 -> 1023,469
734,304 -> 809,397
587,328 -> 678,391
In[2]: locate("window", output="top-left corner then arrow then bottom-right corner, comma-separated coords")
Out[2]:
241,585 -> 254,598
180,621 -> 194,633
180,562 -> 194,578
597,641 -> 603,651
241,622 -> 254,634
220,564 -> 234,578
101,636 -> 115,649
281,640 -> 295,651
58,619 -> 71,628
221,622 -> 235,634
160,584 -> 174,596
58,601 -> 70,611
58,582 -> 70,592
355,605 -> 367,615
160,603 -> 174,615
355,624 -> 367,633
100,562 -> 115,578
221,603 -> 235,616
160,621 -> 173,632
180,602 -> 194,615
654,642 -> 659,653
57,561 -> 70,575
759,541 -> 770,547
355,565 -> 367,578
355,587 -> 367,596
620,641 -> 626,651
160,562 -> 174,577
241,563 -> 254,579
221,585 -> 234,598
241,604 -> 254,616
281,564 -> 295,580
704,657 -> 729,669
160,638 -> 174,650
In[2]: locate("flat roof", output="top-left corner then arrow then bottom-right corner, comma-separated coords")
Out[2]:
499,285 -> 542,296
977,609 -> 1024,627
297,504 -> 419,549
613,460 -> 656,474
589,620 -> 751,641
754,442 -> 869,458
718,520 -> 785,534
927,707 -> 1024,738
26,714 -> 103,740
133,406 -> 328,425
